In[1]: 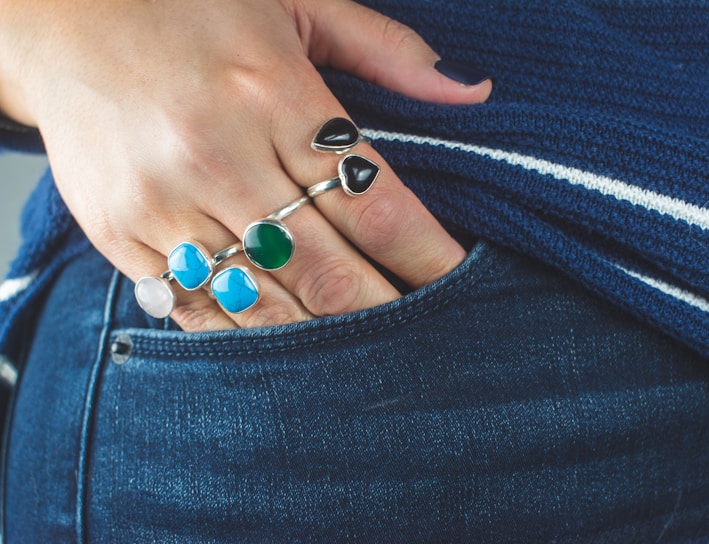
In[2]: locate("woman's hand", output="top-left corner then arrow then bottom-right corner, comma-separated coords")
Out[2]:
0,0 -> 491,331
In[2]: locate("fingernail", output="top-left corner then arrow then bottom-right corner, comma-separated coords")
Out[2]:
434,59 -> 491,86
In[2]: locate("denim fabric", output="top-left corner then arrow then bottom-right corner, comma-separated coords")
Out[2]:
4,241 -> 709,543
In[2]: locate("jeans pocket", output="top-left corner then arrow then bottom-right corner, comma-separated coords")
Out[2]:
112,239 -> 495,359
84,239 -> 709,543
88,241 -> 508,542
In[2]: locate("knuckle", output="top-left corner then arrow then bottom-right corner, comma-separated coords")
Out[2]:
297,257 -> 364,315
348,193 -> 406,253
172,301 -> 222,332
381,18 -> 420,54
240,301 -> 304,329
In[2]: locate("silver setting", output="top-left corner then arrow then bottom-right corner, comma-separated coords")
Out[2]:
134,274 -> 176,319
241,195 -> 311,271
210,265 -> 261,314
306,154 -> 380,198
242,218 -> 296,271
311,117 -> 367,154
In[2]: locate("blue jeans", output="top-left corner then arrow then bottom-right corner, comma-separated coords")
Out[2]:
5,241 -> 709,543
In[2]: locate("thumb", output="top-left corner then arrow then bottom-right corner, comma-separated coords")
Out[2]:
305,0 -> 492,104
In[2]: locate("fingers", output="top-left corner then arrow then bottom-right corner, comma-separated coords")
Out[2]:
200,153 -> 403,316
270,84 -> 467,291
126,236 -> 317,333
306,0 -> 492,104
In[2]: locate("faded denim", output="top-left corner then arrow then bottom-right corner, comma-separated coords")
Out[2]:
5,241 -> 709,543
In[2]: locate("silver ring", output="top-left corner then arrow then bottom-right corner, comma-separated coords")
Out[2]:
242,195 -> 312,271
135,242 -> 243,319
307,154 -> 381,198
267,195 -> 311,221
307,177 -> 340,198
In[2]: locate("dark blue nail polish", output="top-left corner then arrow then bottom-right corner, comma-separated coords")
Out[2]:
434,59 -> 491,86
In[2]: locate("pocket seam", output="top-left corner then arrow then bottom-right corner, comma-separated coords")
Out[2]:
114,242 -> 495,358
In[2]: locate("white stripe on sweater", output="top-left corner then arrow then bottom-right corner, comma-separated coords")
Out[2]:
0,271 -> 37,303
618,266 -> 709,314
362,129 -> 709,231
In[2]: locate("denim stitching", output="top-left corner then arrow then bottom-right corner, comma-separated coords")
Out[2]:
75,269 -> 122,543
123,248 -> 493,359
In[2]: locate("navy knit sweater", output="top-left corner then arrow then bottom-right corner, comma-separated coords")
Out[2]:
1,1 -> 707,362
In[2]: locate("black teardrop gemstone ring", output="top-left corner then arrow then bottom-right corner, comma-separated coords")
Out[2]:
311,117 -> 363,153
338,154 -> 380,196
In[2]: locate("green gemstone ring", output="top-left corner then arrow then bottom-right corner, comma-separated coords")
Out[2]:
242,195 -> 311,271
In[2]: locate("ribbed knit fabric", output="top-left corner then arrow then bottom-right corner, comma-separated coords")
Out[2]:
0,1 -> 707,360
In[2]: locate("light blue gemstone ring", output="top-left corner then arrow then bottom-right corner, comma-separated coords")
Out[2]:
167,241 -> 241,291
134,241 -> 251,319
210,266 -> 261,314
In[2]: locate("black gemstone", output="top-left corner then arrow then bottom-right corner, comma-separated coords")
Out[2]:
340,155 -> 380,195
312,118 -> 360,152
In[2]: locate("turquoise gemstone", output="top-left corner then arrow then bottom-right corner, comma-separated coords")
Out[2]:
168,242 -> 212,290
243,220 -> 295,270
211,267 -> 260,313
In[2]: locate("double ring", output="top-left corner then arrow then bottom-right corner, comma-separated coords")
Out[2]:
168,241 -> 240,291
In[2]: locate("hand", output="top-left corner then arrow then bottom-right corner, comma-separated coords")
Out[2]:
0,0 -> 492,331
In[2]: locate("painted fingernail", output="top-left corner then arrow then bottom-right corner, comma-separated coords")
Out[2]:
434,59 -> 492,86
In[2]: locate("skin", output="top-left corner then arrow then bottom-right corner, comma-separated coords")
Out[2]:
0,0 -> 492,332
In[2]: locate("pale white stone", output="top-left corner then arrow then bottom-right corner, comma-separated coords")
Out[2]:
134,277 -> 175,318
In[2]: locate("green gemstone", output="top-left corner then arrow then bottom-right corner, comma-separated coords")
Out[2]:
243,220 -> 294,270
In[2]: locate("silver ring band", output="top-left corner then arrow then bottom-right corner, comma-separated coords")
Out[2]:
307,177 -> 340,198
213,243 -> 243,264
267,195 -> 311,221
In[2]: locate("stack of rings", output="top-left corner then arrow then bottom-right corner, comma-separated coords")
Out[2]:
134,242 -> 260,319
134,117 -> 380,320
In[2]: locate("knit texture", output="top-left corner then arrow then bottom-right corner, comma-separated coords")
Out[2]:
0,1 -> 707,359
